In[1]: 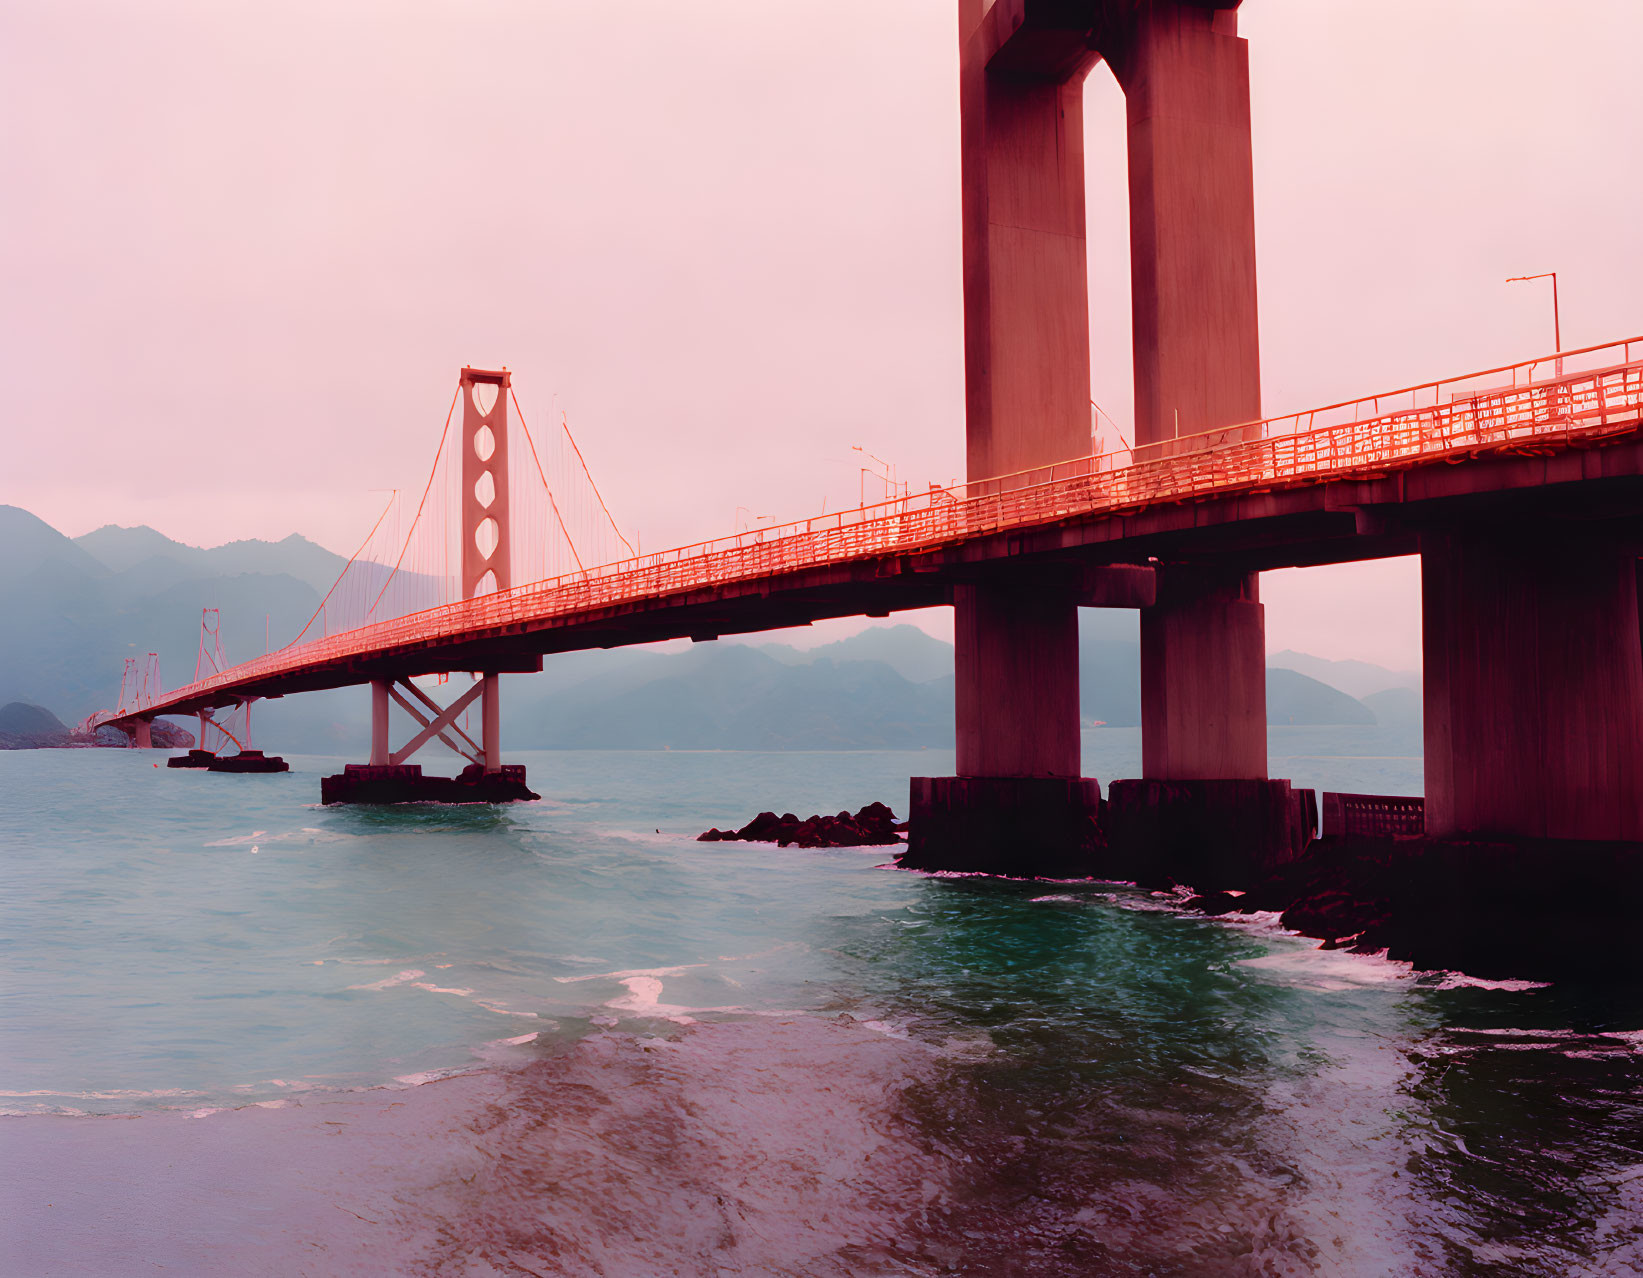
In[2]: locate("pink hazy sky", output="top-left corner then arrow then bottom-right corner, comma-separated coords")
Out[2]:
2,0 -> 1639,669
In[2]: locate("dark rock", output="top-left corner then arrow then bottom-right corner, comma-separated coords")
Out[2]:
701,802 -> 907,849
737,811 -> 782,840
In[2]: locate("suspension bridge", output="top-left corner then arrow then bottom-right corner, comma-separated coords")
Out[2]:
85,0 -> 1643,879
90,341 -> 1643,789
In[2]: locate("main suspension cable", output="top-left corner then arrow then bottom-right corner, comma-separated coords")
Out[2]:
287,488 -> 398,650
511,387 -> 587,578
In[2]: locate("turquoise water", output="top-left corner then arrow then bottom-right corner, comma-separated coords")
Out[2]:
7,730 -> 1643,1273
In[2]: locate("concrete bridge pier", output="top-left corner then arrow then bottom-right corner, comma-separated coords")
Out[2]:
1099,2 -> 1308,886
1139,566 -> 1266,783
1422,524 -> 1643,844
905,1 -> 1105,876
907,569 -> 1101,876
1103,565 -> 1312,888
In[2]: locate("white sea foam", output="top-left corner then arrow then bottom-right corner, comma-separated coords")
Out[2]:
1236,946 -> 1414,992
204,830 -> 268,847
1452,1026 -> 1584,1039
0,1088 -> 200,1100
342,963 -> 545,1019
1420,971 -> 1552,992
607,976 -> 699,1023
205,826 -> 357,849
347,968 -> 425,991
473,1001 -> 541,1019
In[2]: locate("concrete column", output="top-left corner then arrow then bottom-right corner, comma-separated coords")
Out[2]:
370,680 -> 390,766
1112,5 -> 1268,781
1140,566 -> 1266,780
1113,3 -> 1260,449
954,8 -> 1096,778
133,719 -> 153,749
1422,527 -> 1643,842
955,572 -> 1081,778
960,55 -> 1095,479
481,673 -> 500,773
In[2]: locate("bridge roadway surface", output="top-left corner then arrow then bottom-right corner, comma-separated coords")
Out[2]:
97,342 -> 1643,727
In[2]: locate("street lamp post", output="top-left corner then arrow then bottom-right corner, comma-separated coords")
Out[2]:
851,445 -> 896,506
1507,272 -> 1562,377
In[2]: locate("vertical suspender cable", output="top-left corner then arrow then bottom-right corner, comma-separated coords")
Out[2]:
366,386 -> 462,622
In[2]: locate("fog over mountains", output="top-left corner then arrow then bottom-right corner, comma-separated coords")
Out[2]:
0,506 -> 1419,752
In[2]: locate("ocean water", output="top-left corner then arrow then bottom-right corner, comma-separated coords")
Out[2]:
6,729 -> 1643,1275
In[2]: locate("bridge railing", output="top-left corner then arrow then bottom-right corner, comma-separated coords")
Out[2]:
141,338 -> 1643,715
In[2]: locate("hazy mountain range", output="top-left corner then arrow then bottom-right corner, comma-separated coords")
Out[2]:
0,505 -> 1421,752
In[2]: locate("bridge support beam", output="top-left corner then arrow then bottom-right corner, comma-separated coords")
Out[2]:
370,680 -> 391,766
1422,525 -> 1643,842
323,673 -> 537,805
482,673 -> 501,775
131,719 -> 152,749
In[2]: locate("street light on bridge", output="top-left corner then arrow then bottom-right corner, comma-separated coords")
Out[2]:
1507,271 -> 1562,377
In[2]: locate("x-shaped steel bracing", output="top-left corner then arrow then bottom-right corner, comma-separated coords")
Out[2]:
371,675 -> 500,770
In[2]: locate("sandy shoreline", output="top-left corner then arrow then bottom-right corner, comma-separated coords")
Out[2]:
1,1015 -> 954,1277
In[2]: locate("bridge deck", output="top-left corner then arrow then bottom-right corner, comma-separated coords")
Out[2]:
99,340 -> 1643,725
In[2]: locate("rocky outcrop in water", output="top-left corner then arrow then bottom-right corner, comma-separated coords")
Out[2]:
699,802 -> 906,848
